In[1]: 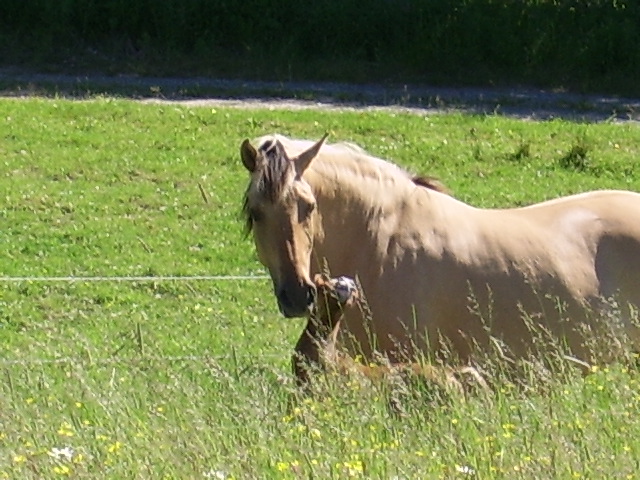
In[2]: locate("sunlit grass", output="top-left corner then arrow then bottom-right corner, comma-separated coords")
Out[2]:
3,358 -> 640,478
1,98 -> 640,478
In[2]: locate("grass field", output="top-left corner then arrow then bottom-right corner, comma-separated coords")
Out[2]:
2,98 -> 640,479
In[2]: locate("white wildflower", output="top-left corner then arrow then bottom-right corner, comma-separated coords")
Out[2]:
48,446 -> 75,461
455,464 -> 476,475
203,469 -> 228,479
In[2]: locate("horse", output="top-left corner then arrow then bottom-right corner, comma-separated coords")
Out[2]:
240,134 -> 640,365
293,274 -> 487,398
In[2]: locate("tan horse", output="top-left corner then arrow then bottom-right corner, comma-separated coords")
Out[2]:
241,134 -> 640,364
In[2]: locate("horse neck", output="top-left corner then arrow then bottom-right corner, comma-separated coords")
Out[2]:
306,155 -> 417,275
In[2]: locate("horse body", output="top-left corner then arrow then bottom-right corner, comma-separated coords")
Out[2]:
242,135 -> 640,363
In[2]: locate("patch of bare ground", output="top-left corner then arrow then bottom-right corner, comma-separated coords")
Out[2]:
1,69 -> 639,122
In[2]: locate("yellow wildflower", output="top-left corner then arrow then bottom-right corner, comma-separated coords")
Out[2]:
57,423 -> 74,437
342,458 -> 364,476
275,460 -> 299,472
107,441 -> 123,453
53,465 -> 71,476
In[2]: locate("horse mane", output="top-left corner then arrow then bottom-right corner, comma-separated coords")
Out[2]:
241,135 -> 449,232
412,175 -> 450,195
322,140 -> 450,196
326,141 -> 450,195
241,192 -> 255,234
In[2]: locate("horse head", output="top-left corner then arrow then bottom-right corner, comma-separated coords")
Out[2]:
241,134 -> 328,317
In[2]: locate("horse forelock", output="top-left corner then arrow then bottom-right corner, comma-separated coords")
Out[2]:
241,136 -> 294,233
256,139 -> 292,200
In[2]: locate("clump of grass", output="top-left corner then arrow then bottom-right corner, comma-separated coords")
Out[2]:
507,140 -> 531,162
559,133 -> 591,171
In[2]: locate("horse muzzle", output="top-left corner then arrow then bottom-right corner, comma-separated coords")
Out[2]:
276,282 -> 316,318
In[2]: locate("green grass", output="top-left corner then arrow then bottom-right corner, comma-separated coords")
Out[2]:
2,98 -> 640,478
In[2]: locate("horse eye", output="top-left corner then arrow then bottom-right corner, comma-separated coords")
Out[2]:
299,202 -> 316,221
249,208 -> 263,223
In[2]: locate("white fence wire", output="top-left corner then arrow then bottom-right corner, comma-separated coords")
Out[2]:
0,274 -> 280,368
0,275 -> 269,282
0,353 -> 286,367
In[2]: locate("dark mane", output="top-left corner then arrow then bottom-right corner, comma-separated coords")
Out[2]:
241,192 -> 254,234
242,139 -> 292,233
256,140 -> 292,200
412,175 -> 450,195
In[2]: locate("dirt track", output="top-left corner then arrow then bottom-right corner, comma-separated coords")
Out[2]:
1,69 -> 639,122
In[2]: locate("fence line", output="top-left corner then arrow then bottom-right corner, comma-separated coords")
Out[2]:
0,275 -> 269,283
0,352 -> 286,367
0,275 -> 283,369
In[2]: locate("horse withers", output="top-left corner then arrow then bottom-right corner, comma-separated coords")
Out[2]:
241,134 -> 640,366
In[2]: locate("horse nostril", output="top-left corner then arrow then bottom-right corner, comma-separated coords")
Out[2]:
277,284 -> 315,316
277,289 -> 291,309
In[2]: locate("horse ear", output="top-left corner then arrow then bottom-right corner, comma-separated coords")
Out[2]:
240,139 -> 258,172
293,133 -> 328,176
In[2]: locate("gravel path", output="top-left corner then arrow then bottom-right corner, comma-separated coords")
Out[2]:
1,69 -> 639,122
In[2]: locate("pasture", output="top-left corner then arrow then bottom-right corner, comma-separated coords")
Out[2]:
1,97 -> 640,479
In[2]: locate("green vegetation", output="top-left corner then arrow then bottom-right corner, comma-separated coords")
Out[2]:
1,1 -> 639,95
1,98 -> 640,478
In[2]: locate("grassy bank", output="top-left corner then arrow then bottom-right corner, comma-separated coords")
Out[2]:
1,98 -> 640,478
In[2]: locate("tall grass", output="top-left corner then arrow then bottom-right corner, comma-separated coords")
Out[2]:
3,327 -> 640,478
